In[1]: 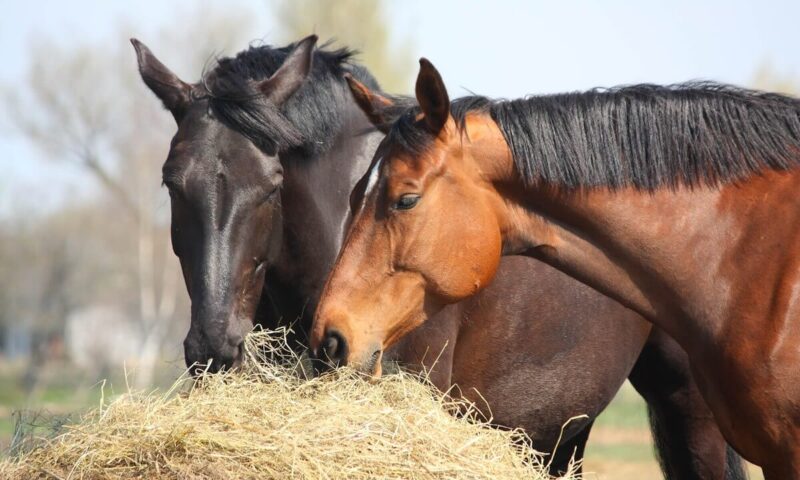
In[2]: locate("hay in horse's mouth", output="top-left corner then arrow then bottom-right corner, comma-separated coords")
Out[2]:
0,329 -> 579,479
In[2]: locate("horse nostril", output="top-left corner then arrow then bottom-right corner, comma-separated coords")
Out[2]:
323,335 -> 338,357
230,343 -> 245,369
321,330 -> 348,366
228,334 -> 244,350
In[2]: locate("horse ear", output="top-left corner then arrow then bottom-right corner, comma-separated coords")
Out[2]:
258,34 -> 318,106
345,74 -> 395,134
131,39 -> 192,123
415,58 -> 450,134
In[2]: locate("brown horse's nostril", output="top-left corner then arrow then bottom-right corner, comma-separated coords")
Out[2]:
321,330 -> 348,366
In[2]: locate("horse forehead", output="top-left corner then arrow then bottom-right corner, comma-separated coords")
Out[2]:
170,123 -> 279,178
364,150 -> 421,199
384,150 -> 434,186
174,103 -> 242,150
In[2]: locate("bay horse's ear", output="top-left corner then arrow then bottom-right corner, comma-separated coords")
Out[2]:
415,58 -> 450,134
131,38 -> 192,123
345,74 -> 395,134
258,34 -> 318,106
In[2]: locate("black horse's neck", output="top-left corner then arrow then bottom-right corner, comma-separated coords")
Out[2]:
258,79 -> 385,341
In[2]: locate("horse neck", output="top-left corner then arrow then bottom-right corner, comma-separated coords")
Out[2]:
496,168 -> 800,352
267,100 -> 383,323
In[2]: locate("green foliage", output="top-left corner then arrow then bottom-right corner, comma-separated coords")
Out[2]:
271,0 -> 414,93
752,63 -> 800,96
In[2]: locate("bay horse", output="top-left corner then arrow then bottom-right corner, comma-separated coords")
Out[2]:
133,37 -> 744,477
312,57 -> 800,478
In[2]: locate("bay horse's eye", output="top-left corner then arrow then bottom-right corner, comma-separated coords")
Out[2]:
394,194 -> 420,210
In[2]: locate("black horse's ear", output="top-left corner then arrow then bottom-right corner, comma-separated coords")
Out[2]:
415,58 -> 450,134
258,34 -> 318,106
345,74 -> 395,134
131,38 -> 192,123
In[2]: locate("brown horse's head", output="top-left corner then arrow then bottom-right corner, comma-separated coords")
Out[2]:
133,36 -> 317,372
311,59 -> 508,374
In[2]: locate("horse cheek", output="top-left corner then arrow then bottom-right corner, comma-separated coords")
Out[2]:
473,224 -> 503,295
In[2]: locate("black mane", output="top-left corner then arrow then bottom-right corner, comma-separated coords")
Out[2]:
202,41 -> 381,156
389,83 -> 800,189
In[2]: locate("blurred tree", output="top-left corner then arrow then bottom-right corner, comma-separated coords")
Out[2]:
271,0 -> 414,93
2,5 -> 260,387
752,62 -> 800,96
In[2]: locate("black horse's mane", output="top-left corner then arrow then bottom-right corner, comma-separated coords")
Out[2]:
389,83 -> 800,189
201,41 -> 381,156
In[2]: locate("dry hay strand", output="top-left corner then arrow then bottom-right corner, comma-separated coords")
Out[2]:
0,329 -> 580,479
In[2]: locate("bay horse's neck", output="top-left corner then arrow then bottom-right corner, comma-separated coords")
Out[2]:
503,184 -> 733,348
470,115 -> 800,354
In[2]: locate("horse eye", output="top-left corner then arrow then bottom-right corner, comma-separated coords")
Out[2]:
394,194 -> 420,210
163,179 -> 180,195
259,185 -> 281,206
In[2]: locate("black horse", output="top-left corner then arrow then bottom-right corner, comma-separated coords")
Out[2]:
133,36 -> 745,478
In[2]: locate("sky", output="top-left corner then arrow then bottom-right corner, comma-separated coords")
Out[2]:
2,0 -> 800,217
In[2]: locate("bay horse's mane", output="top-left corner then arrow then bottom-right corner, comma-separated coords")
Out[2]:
201,40 -> 383,156
389,83 -> 800,189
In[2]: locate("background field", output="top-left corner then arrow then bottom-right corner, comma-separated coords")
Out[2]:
584,383 -> 763,480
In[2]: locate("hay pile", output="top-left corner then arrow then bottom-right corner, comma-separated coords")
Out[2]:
1,329 -> 578,479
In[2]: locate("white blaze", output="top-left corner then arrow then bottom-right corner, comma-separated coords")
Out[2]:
363,156 -> 383,207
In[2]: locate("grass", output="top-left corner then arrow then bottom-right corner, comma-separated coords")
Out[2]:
0,360 -> 184,453
582,382 -> 658,478
0,370 -> 90,452
0,417 -> 14,445
586,442 -> 655,463
591,385 -> 650,430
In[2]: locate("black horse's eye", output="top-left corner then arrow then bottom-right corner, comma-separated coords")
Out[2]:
163,179 -> 180,196
394,194 -> 420,210
258,185 -> 281,206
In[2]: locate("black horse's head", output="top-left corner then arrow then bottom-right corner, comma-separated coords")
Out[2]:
132,36 -> 318,372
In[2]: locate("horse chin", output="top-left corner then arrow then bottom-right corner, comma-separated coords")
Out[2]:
356,348 -> 383,379
370,351 -> 383,378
